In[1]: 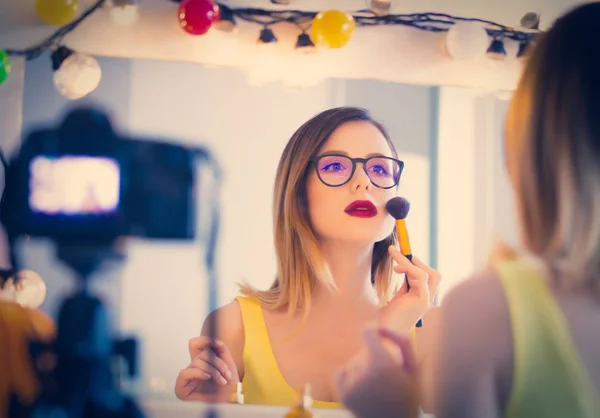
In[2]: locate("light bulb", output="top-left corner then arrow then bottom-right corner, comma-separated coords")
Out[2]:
6,270 -> 47,309
445,21 -> 489,60
368,0 -> 392,15
109,0 -> 139,27
53,52 -> 102,100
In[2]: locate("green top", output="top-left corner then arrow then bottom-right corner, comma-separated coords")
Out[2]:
494,258 -> 600,418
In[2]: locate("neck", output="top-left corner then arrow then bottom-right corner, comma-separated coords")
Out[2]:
311,239 -> 379,310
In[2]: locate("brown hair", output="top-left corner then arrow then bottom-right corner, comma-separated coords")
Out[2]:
504,2 -> 600,293
239,107 -> 400,314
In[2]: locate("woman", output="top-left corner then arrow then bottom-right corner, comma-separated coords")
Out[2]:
174,107 -> 441,407
337,3 -> 600,417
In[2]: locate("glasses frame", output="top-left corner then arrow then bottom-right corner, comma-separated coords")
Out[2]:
309,154 -> 404,189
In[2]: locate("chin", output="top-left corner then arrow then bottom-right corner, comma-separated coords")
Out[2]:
335,226 -> 393,245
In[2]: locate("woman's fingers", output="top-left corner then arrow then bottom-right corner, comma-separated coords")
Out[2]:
198,349 -> 233,381
389,246 -> 428,280
378,328 -> 418,374
191,356 -> 229,385
179,365 -> 212,382
412,255 -> 441,302
188,336 -> 214,359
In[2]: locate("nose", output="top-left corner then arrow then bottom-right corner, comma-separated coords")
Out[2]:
349,163 -> 370,191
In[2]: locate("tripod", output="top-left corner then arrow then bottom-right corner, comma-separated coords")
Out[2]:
10,241 -> 144,418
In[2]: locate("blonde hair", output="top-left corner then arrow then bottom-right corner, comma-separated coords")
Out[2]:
504,3 -> 600,294
239,107 -> 400,314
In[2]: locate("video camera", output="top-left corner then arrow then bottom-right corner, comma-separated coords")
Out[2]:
1,107 -> 198,243
0,107 -> 221,418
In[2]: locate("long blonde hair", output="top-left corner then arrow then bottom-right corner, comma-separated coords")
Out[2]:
239,107 -> 400,314
504,3 -> 600,294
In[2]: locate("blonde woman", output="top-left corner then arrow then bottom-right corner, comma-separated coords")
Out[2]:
337,3 -> 600,418
174,107 -> 441,407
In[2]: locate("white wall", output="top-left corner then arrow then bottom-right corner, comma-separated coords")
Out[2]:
14,55 -> 435,396
436,87 -> 518,298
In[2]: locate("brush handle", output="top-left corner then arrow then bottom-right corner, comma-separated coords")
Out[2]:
404,253 -> 423,328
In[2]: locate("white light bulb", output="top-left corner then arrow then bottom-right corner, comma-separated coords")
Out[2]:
445,21 -> 489,60
7,270 -> 47,309
110,4 -> 139,26
53,52 -> 102,100
368,0 -> 392,15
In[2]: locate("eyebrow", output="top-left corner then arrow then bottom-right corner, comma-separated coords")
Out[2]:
318,150 -> 391,158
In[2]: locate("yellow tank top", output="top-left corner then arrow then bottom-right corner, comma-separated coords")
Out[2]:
494,258 -> 600,418
235,295 -> 417,409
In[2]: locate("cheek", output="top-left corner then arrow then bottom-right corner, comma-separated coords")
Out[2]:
307,174 -> 334,220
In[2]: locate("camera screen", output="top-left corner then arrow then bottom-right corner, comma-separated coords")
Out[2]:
29,156 -> 120,215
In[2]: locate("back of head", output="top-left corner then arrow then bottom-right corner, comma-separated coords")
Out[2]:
506,2 -> 600,293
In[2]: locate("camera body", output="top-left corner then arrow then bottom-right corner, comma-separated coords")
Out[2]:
1,107 -> 196,243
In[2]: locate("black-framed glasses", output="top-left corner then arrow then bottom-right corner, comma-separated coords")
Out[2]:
309,154 -> 404,189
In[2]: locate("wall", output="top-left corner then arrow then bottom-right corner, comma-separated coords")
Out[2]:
16,55 -> 435,395
436,87 -> 518,298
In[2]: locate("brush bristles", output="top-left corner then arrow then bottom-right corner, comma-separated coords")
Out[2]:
386,197 -> 410,220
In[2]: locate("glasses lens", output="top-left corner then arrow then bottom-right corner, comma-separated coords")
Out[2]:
316,155 -> 353,186
365,157 -> 401,188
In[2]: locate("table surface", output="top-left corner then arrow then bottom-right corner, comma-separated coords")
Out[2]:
141,399 -> 436,418
141,399 -> 354,418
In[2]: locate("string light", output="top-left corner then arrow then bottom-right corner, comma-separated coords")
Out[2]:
3,0 -> 541,91
51,46 -> 102,100
295,33 -> 316,52
35,0 -> 80,26
213,3 -> 236,32
445,21 -> 490,60
177,0 -> 221,35
0,270 -> 47,309
258,27 -> 278,44
0,50 -> 10,85
369,0 -> 392,16
487,38 -> 507,60
107,0 -> 140,27
311,10 -> 356,49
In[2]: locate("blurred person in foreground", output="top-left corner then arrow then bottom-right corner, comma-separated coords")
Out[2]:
337,3 -> 600,417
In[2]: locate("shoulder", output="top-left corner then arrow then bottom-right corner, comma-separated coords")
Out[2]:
201,298 -> 245,339
435,269 -> 514,415
441,269 -> 512,359
201,298 -> 246,375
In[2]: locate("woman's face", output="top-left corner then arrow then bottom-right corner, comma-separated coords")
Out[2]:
306,121 -> 399,244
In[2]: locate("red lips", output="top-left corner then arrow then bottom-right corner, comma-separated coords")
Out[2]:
344,200 -> 378,218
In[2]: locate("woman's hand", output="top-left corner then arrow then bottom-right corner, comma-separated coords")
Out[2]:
337,327 -> 420,418
175,337 -> 240,403
380,246 -> 441,333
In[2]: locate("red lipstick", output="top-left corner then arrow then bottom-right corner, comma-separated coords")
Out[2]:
344,200 -> 378,218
